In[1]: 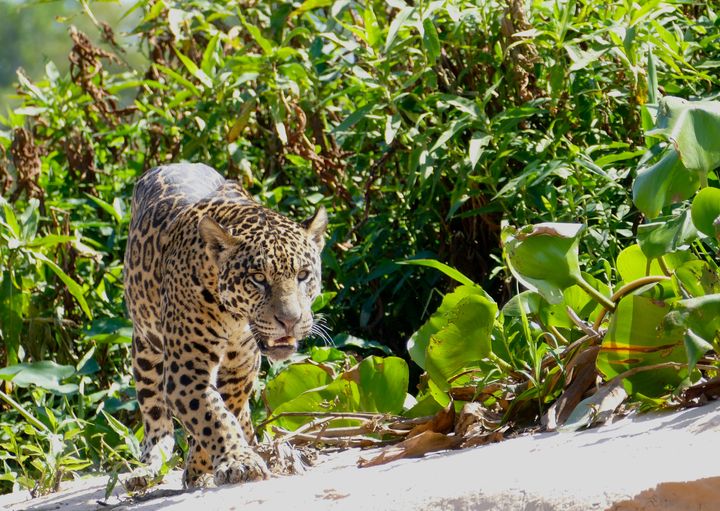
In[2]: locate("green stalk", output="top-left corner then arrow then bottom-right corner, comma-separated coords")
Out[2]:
488,351 -> 513,373
0,388 -> 50,433
700,172 -> 709,189
573,275 -> 616,312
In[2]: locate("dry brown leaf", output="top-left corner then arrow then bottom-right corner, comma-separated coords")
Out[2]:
357,430 -> 462,468
544,346 -> 600,430
407,401 -> 455,438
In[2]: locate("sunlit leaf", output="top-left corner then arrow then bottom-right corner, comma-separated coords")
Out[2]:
598,290 -> 685,397
636,209 -> 697,258
651,96 -> 720,175
503,223 -> 584,304
632,148 -> 699,219
691,186 -> 720,239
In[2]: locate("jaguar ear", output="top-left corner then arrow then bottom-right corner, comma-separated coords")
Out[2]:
302,206 -> 328,250
199,216 -> 236,262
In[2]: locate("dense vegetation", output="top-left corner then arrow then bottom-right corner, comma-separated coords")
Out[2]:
1,0 -> 720,496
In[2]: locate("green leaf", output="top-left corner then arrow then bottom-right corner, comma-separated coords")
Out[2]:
0,271 -> 22,365
34,252 -> 92,320
616,244 -> 666,282
684,330 -> 713,373
408,285 -> 491,369
333,333 -> 393,355
102,411 -> 141,459
469,132 -> 491,169
357,356 -> 408,413
632,148 -> 699,219
264,363 -> 334,411
85,194 -> 122,224
691,187 -> 720,239
0,361 -> 77,394
422,18 -> 441,64
384,113 -> 401,145
201,33 -> 220,76
673,260 -> 720,297
424,292 -> 498,390
312,291 -> 337,312
240,15 -> 275,54
268,377 -> 360,431
289,0 -> 333,19
399,258 -> 477,288
363,7 -> 382,49
503,223 -> 584,304
385,7 -> 413,53
598,292 -> 685,397
668,294 -> 720,346
173,48 -> 213,88
651,96 -> 720,175
637,210 -> 697,258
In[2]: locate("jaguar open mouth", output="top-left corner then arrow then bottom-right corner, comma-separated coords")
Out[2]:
258,335 -> 298,362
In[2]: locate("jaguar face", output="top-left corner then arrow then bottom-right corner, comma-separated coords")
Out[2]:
199,207 -> 327,362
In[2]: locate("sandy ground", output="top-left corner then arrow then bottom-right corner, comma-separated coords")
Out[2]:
2,399 -> 720,511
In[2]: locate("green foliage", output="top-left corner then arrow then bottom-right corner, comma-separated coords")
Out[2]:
1,0 -> 719,496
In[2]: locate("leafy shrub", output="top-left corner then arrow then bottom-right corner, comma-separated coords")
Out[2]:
1,0 -> 719,495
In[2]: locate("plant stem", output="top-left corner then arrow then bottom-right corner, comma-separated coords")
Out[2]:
574,275 -> 616,312
700,172 -> 709,189
488,351 -> 513,373
0,388 -> 50,433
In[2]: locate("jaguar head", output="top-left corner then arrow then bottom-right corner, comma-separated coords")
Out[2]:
199,206 -> 327,362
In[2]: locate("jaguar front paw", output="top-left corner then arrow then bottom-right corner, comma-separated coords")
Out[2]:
213,449 -> 271,485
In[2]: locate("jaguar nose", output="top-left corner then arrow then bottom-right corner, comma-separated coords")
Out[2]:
274,310 -> 300,333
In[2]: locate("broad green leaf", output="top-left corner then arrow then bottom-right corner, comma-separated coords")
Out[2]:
425,292 -> 497,390
269,377 -> 360,431
632,148 -> 699,219
651,96 -> 720,174
673,260 -> 720,297
0,361 -> 77,394
598,292 -> 685,397
357,356 -> 408,413
407,284 -> 491,369
616,244 -> 665,282
264,363 -> 333,411
691,187 -> 720,239
668,294 -> 720,346
503,223 -> 584,304
637,210 -> 697,258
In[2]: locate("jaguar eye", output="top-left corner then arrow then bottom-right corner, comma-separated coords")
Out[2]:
250,273 -> 267,287
297,269 -> 310,282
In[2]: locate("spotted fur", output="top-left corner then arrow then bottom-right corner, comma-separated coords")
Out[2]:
123,163 -> 327,489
